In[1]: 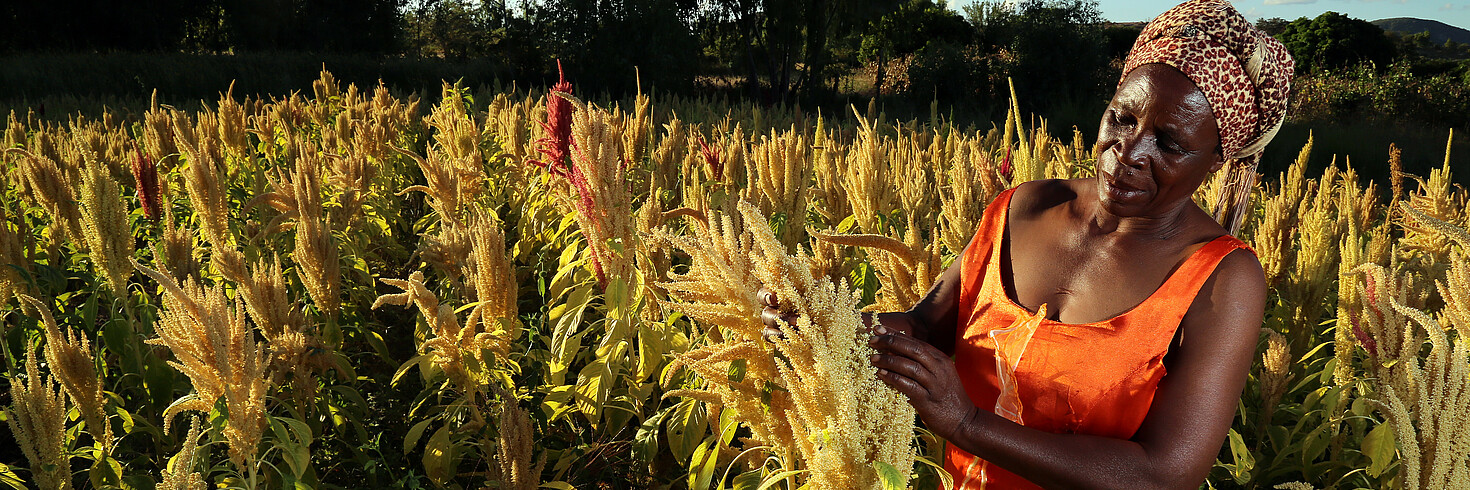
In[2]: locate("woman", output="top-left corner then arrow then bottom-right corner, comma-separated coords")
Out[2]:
763,1 -> 1292,487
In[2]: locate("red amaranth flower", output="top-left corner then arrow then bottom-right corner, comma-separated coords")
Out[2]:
565,136 -> 608,286
1350,314 -> 1378,358
1000,148 -> 1012,179
131,144 -> 162,220
696,133 -> 722,181
532,60 -> 574,177
1364,273 -> 1381,318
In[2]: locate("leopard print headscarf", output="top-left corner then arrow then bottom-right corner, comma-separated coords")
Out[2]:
1121,0 -> 1294,233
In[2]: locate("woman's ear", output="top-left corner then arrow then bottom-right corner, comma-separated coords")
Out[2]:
1209,148 -> 1226,173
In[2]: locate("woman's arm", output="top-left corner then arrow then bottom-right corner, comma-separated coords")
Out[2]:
870,249 -> 1266,489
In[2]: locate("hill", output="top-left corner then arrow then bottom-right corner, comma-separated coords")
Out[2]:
1373,17 -> 1470,45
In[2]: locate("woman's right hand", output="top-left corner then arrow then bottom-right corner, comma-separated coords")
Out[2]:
760,287 -> 918,341
759,287 -> 800,342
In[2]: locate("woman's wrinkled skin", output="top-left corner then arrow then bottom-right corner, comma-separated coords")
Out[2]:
762,63 -> 1266,489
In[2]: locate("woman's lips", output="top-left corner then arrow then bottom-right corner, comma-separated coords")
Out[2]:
1102,172 -> 1145,201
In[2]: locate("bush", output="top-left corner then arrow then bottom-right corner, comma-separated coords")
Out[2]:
906,40 -> 989,102
1292,61 -> 1470,130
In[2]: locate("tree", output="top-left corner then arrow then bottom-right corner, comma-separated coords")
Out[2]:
692,0 -> 904,100
0,0 -> 402,53
1103,24 -> 1142,61
0,0 -> 220,51
860,0 -> 970,95
528,0 -> 700,94
1255,17 -> 1289,37
860,0 -> 969,63
404,0 -> 501,59
1278,12 -> 1396,73
965,0 -> 1107,110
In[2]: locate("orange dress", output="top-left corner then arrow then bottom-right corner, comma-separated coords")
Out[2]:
944,188 -> 1253,488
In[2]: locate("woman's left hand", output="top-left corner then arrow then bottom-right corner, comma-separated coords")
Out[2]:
869,326 -> 980,441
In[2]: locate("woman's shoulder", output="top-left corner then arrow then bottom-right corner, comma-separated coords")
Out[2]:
1209,243 -> 1266,300
1006,178 -> 1088,220
1178,236 -> 1266,342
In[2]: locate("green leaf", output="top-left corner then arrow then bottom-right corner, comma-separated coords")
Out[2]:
913,456 -> 955,490
634,408 -> 670,464
756,469 -> 809,490
1301,424 -> 1331,466
732,469 -> 763,490
667,397 -> 707,464
88,455 -> 123,489
540,385 -> 576,422
1319,357 -> 1337,384
113,405 -> 135,435
403,418 -> 435,455
268,416 -> 314,480
1302,386 -> 1329,412
548,285 -> 594,386
687,437 -> 719,490
718,407 -> 740,446
363,326 -> 394,363
540,483 -> 577,490
636,322 -> 667,382
100,315 -> 131,361
548,243 -> 587,300
81,288 -> 99,334
728,358 -> 747,384
0,461 -> 27,490
1226,429 -> 1254,485
390,354 -> 430,387
574,358 -> 612,424
1362,422 -> 1396,478
872,461 -> 907,490
143,359 -> 176,410
422,425 -> 455,486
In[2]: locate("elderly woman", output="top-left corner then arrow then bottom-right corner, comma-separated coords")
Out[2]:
763,0 -> 1292,487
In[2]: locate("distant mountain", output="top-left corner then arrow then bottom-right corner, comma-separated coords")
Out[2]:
1372,18 -> 1470,45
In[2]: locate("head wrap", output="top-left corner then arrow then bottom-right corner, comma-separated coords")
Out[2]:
1120,0 -> 1294,233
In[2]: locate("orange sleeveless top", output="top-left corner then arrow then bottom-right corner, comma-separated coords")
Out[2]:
944,187 -> 1253,488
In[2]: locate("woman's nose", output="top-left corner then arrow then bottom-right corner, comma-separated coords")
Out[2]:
1114,131 -> 1150,169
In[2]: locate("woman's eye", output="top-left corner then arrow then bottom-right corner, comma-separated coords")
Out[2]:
1158,137 -> 1184,154
1111,111 -> 1134,126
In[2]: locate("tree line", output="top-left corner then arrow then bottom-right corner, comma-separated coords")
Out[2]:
2,0 -> 1465,114
0,0 -> 1121,109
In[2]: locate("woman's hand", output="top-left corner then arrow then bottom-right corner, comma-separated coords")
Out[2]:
870,327 -> 979,442
758,287 -> 800,342
760,287 -> 919,342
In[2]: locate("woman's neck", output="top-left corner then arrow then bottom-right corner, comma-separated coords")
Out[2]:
1081,195 -> 1196,242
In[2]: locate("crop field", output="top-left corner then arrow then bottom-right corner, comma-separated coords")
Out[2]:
0,69 -> 1467,489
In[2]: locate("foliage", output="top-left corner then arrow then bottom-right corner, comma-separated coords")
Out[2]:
859,0 -> 970,65
0,67 -> 1468,490
962,0 -> 1109,110
524,0 -> 702,94
1292,61 -> 1470,131
0,0 -> 404,53
403,0 -> 519,60
1278,12 -> 1398,74
905,41 -> 989,102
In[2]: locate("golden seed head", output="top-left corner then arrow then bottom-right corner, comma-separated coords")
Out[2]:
7,343 -> 73,490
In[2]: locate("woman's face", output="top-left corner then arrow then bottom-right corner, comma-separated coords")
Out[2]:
1093,63 -> 1224,217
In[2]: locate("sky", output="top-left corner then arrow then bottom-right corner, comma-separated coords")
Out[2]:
954,0 -> 1470,31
